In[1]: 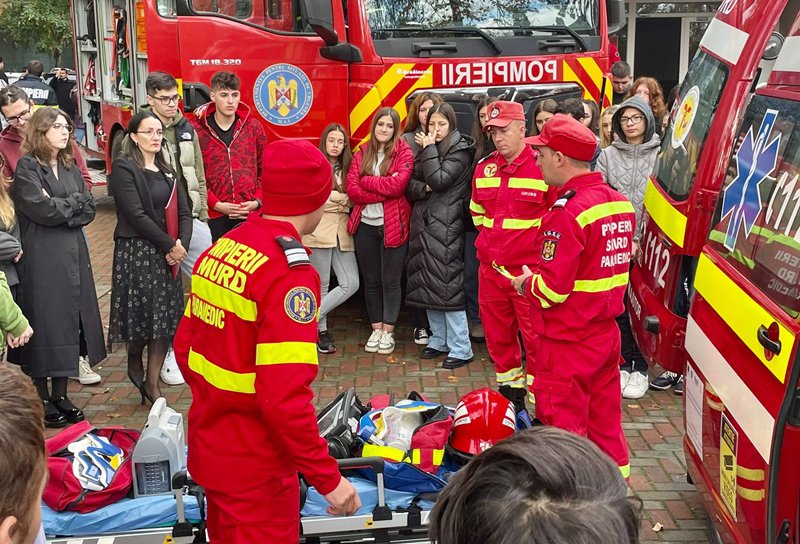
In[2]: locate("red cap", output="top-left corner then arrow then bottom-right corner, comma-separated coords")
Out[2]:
483,100 -> 526,130
524,114 -> 597,162
260,140 -> 332,216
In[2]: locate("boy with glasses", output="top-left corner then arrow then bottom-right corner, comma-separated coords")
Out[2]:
0,85 -> 100,386
143,71 -> 212,385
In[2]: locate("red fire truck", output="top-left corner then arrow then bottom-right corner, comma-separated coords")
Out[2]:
628,0 -> 799,375
683,19 -> 800,542
69,0 -> 624,173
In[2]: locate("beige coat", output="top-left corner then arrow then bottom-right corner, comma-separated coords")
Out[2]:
303,172 -> 355,250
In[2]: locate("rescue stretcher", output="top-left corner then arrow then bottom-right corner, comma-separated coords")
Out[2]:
45,391 -> 438,543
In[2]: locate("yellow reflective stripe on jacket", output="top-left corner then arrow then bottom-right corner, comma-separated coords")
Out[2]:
188,349 -> 255,394
362,443 -> 409,463
473,215 -> 485,227
255,342 -> 318,366
508,177 -> 547,190
184,298 -> 191,317
475,177 -> 501,189
191,275 -> 257,321
575,201 -> 635,229
573,272 -> 629,293
533,275 -> 569,305
619,463 -> 630,479
501,218 -> 542,230
483,217 -> 495,228
470,200 -> 486,214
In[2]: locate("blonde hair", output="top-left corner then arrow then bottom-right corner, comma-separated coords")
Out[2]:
0,156 -> 15,230
599,105 -> 620,149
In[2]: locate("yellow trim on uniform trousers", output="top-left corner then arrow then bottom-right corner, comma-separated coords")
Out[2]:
192,275 -> 257,321
576,201 -> 635,229
188,349 -> 256,394
256,342 -> 318,366
619,463 -> 630,479
495,367 -> 525,388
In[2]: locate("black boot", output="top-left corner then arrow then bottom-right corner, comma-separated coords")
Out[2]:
499,385 -> 527,414
43,400 -> 67,428
51,396 -> 85,424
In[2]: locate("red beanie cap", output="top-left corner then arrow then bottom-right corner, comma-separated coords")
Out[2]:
260,140 -> 332,216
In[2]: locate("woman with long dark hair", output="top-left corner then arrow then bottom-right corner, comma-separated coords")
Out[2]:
406,102 -> 475,368
11,107 -> 105,428
346,107 -> 413,355
303,123 -> 359,354
108,110 -> 192,404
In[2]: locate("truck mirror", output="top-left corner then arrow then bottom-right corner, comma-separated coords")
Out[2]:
607,0 -> 626,35
763,32 -> 784,61
302,0 -> 339,47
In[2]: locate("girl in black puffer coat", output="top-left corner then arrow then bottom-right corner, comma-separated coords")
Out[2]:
406,103 -> 475,368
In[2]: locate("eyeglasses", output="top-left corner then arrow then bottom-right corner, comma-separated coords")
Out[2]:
51,123 -> 74,133
4,108 -> 31,125
136,130 -> 164,138
620,114 -> 645,126
149,94 -> 181,105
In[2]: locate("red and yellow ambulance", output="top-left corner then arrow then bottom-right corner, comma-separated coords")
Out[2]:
683,18 -> 800,542
628,0 -> 798,374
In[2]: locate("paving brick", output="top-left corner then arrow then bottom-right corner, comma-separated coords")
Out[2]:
45,179 -> 711,543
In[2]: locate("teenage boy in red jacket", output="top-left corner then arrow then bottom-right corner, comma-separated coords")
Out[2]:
191,71 -> 266,241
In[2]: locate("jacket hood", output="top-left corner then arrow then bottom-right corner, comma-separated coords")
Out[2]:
612,96 -> 656,144
194,101 -> 252,131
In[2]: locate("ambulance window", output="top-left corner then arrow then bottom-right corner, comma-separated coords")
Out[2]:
654,52 -> 728,201
707,95 -> 800,317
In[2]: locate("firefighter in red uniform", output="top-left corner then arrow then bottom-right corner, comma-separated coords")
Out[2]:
470,100 -> 551,412
512,115 -> 635,478
174,140 -> 360,543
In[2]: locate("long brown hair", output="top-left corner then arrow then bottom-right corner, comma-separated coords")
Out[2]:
21,108 -> 75,168
472,95 -> 498,160
0,155 -> 15,230
427,102 -> 459,157
403,92 -> 443,134
319,123 -> 352,191
627,76 -> 667,122
360,107 -> 401,176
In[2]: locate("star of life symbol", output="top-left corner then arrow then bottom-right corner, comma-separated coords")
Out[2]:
720,109 -> 781,251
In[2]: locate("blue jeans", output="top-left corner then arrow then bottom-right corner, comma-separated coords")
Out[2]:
426,309 -> 473,360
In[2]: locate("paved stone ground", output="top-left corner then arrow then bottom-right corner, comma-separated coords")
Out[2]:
50,175 -> 709,542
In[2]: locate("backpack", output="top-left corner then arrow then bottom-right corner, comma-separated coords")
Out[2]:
42,420 -> 140,513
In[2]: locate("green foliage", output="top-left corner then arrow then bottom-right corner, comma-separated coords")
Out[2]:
0,0 -> 72,65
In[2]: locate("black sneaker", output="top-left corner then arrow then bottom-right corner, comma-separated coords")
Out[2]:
650,371 -> 681,391
414,328 -> 431,345
317,331 -> 336,354
673,375 -> 684,395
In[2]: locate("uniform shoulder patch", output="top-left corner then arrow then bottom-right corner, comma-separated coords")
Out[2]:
276,235 -> 311,268
284,286 -> 317,324
550,189 -> 576,210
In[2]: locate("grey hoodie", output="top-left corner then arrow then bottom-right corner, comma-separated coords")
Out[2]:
597,96 -> 661,237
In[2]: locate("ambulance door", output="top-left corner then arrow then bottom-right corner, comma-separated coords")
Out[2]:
684,92 -> 800,542
174,0 -> 352,141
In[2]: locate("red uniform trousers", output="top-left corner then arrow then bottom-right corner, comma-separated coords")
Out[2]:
205,473 -> 300,544
532,324 -> 630,477
478,262 -> 539,402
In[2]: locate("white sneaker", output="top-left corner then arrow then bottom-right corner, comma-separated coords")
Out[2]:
377,331 -> 396,355
71,356 -> 101,385
623,371 -> 649,399
160,348 -> 185,385
365,329 -> 383,353
620,369 -> 631,394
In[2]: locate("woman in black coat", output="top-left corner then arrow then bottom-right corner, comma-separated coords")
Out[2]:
108,111 -> 192,404
406,102 -> 475,369
11,107 -> 106,428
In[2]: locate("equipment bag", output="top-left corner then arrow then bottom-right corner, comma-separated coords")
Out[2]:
43,420 -> 140,513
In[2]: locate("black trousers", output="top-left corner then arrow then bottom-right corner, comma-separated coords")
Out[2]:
354,224 -> 407,326
209,216 -> 245,242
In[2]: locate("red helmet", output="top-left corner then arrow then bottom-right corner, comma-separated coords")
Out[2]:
449,388 -> 516,456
